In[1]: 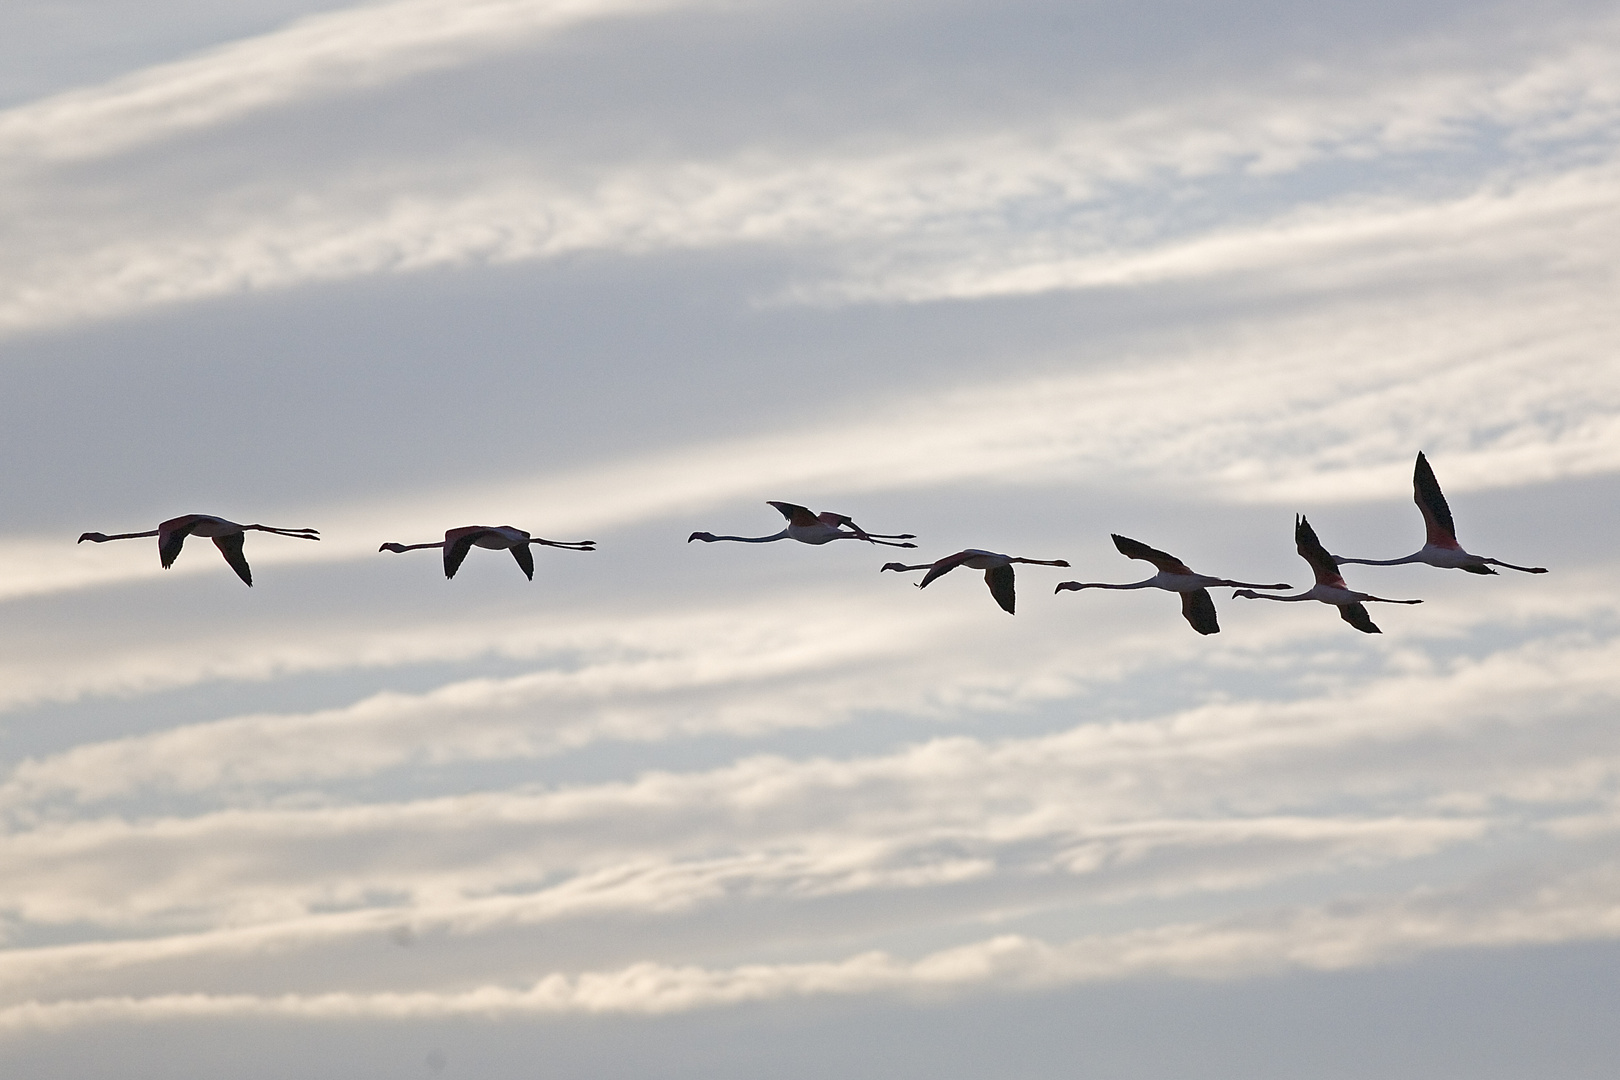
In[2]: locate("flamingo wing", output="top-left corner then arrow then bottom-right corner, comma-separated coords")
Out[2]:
1112,534 -> 1194,574
1413,452 -> 1461,549
157,516 -> 202,569
767,501 -> 820,527
1294,516 -> 1348,588
1180,588 -> 1219,635
984,564 -> 1016,614
509,542 -> 535,580
1338,602 -> 1381,634
212,532 -> 253,586
817,511 -> 869,539
918,550 -> 975,589
442,527 -> 489,580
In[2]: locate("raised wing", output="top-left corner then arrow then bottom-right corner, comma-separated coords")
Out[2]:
816,510 -> 871,539
1337,601 -> 1381,634
509,542 -> 535,580
1112,534 -> 1193,574
212,532 -> 253,586
1294,516 -> 1348,589
1180,588 -> 1219,635
157,515 -> 202,569
767,501 -> 820,527
443,527 -> 491,580
918,551 -> 976,589
984,564 -> 1016,614
1413,452 -> 1460,549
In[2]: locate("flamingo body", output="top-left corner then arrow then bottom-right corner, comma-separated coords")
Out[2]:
76,514 -> 320,586
1332,452 -> 1547,575
882,548 -> 1070,615
1054,534 -> 1291,635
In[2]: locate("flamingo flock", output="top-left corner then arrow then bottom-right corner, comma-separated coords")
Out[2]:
77,453 -> 1544,634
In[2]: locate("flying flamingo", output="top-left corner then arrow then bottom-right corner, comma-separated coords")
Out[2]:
1331,452 -> 1547,575
881,549 -> 1070,614
379,526 -> 594,580
1232,516 -> 1421,633
688,502 -> 916,548
76,514 -> 320,586
1052,535 -> 1291,635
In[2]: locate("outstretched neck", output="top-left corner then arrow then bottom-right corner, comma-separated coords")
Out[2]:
699,531 -> 790,543
1057,578 -> 1155,591
1334,552 -> 1421,567
78,529 -> 160,543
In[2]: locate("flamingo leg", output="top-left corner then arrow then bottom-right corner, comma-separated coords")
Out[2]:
1483,558 -> 1548,574
832,534 -> 916,548
246,525 -> 321,539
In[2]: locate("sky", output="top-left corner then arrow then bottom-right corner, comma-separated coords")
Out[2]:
1,0 -> 1619,1076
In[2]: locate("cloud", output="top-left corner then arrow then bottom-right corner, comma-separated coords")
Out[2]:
3,2 -> 1617,1058
1,625 -> 1613,946
0,591 -> 955,802
6,858 -> 1620,1033
3,557 -> 1614,807
2,7 -> 1617,334
0,0 -> 724,165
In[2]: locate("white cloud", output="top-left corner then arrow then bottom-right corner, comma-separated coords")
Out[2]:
1,627 -> 1613,944
2,9 -> 1617,334
0,592 -> 954,802
6,859 -> 1620,1033
0,0 -> 725,165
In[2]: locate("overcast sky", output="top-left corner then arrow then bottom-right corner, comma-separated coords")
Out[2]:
2,1 -> 1619,1076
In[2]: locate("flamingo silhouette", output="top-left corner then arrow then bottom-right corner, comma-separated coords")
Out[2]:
379,526 -> 594,580
77,514 -> 320,586
1233,516 -> 1421,633
689,502 -> 916,547
1332,452 -> 1547,575
882,549 -> 1070,615
1054,535 -> 1290,635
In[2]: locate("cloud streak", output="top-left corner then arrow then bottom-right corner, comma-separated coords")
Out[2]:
2,7 -> 1617,333
7,858 -> 1620,1034
0,0 -> 723,165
